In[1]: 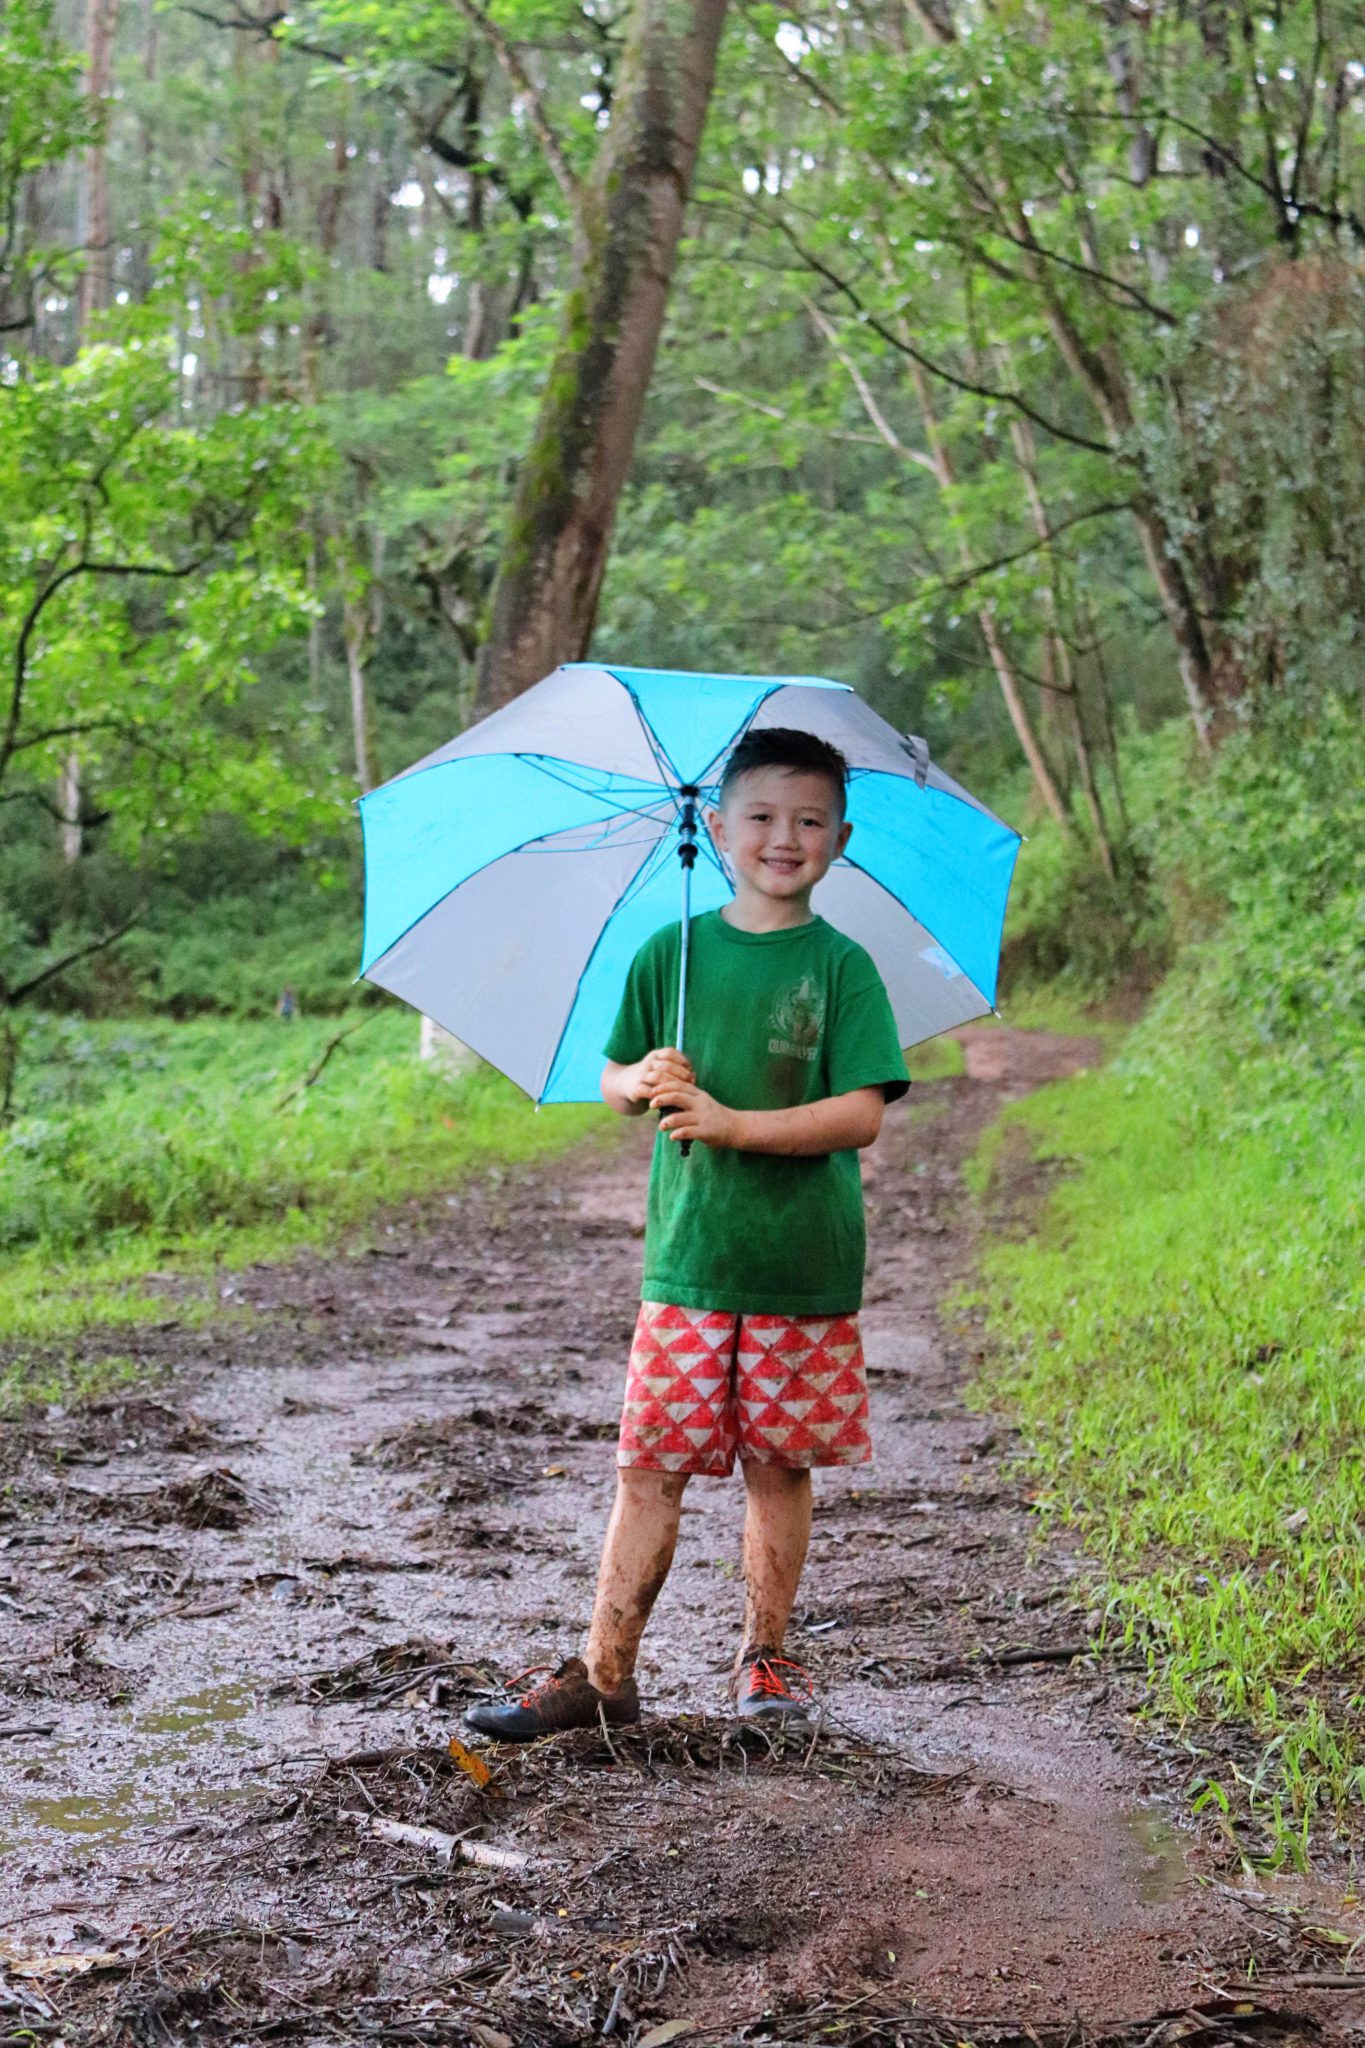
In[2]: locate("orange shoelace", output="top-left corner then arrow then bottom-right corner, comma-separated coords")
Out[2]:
509,1665 -> 560,1708
744,1653 -> 814,1704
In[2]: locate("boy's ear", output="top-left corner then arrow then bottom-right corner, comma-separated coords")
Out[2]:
703,804 -> 726,848
835,818 -> 853,857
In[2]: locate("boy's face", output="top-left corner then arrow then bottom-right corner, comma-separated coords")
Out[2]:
706,767 -> 852,905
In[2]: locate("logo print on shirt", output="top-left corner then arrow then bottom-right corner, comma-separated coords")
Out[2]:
768,976 -> 825,1063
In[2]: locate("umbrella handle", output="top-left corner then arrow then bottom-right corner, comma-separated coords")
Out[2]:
655,1106 -> 692,1159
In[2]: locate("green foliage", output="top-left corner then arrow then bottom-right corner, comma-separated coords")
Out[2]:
1150,697 -> 1365,1060
0,1006 -> 604,1256
0,1007 -> 608,1345
970,710 -> 1365,1844
0,280 -> 340,880
994,724 -> 1185,997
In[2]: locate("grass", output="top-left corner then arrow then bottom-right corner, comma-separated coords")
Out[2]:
0,1008 -> 609,1378
906,1035 -> 966,1081
968,1039 -> 1365,1858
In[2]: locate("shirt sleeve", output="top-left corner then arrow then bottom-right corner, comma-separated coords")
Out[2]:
604,930 -> 666,1066
826,953 -> 911,1104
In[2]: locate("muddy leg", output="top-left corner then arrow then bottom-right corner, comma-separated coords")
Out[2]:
584,1468 -> 689,1693
738,1461 -> 812,1655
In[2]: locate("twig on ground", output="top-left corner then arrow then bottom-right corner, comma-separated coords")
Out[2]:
339,1808 -> 531,1872
801,1709 -> 826,1771
597,1700 -> 623,1767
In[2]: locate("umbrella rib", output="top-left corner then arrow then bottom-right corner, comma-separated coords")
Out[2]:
607,673 -> 690,796
515,753 -> 672,820
361,795 -> 667,979
537,833 -> 673,1105
686,688 -> 787,792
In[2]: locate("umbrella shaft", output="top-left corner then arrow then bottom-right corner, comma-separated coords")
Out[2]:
675,789 -> 699,1056
673,790 -> 699,1160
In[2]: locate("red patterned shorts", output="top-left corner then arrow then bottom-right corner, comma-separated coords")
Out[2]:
618,1300 -> 872,1477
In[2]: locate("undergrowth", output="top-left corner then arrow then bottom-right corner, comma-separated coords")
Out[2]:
0,1007 -> 607,1368
969,701 -> 1365,1861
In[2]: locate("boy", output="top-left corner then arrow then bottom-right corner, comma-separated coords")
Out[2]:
466,727 -> 908,1739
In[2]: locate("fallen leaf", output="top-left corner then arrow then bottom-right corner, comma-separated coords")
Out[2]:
467,2027 -> 511,2048
448,1735 -> 492,1788
2,1950 -> 125,1979
541,1465 -> 567,1478
638,2023 -> 696,2048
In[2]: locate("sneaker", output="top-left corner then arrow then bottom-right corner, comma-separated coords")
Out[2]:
463,1656 -> 640,1743
734,1646 -> 816,1724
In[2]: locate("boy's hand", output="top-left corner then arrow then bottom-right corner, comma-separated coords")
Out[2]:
625,1047 -> 695,1106
651,1080 -> 743,1150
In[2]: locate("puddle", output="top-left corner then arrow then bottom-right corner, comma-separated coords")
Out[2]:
1123,1804 -> 1190,1903
132,1680 -> 253,1742
10,1681 -> 258,1844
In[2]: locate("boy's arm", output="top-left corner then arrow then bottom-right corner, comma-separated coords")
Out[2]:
651,1082 -> 886,1155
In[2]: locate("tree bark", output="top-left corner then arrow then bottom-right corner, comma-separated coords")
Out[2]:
77,0 -> 118,329
63,0 -> 120,865
1003,392 -> 1117,880
902,354 -> 1074,836
474,0 -> 730,710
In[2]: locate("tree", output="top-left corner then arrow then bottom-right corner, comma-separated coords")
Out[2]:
472,0 -> 730,707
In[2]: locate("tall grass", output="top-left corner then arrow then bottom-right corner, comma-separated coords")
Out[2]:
0,1008 -> 607,1350
969,705 -> 1365,1854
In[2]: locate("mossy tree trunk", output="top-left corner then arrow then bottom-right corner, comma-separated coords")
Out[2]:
475,0 -> 729,710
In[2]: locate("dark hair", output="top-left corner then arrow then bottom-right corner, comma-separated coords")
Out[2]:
717,726 -> 849,817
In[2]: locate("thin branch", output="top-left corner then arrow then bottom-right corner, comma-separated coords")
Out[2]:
924,497 -> 1135,595
9,717 -> 131,755
0,787 -> 69,823
691,376 -> 887,447
446,0 -> 581,211
1073,103 -> 1365,244
3,912 -> 143,1010
274,1012 -> 378,1111
765,213 -> 1116,458
737,0 -> 847,116
1287,0 -> 1327,219
802,300 -> 939,471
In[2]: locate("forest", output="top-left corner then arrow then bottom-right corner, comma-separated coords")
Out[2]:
1,0 -> 1364,2035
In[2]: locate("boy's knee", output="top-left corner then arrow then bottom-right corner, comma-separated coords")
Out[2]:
742,1459 -> 810,1495
617,1466 -> 690,1509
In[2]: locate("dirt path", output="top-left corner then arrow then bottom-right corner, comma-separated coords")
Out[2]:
1,1032 -> 1357,2046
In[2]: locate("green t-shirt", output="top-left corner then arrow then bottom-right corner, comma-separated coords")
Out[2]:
604,911 -> 910,1316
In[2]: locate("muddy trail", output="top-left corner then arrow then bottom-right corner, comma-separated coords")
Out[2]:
2,1030 -> 1359,2047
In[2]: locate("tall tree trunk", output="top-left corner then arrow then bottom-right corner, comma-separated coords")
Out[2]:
1003,393 -> 1117,880
904,356 -> 1073,836
344,608 -> 376,794
475,0 -> 730,710
77,0 -> 118,329
63,0 -> 120,865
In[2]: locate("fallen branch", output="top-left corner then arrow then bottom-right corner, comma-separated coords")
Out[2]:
339,1808 -> 531,1872
990,1641 -> 1093,1667
274,1012 -> 377,1112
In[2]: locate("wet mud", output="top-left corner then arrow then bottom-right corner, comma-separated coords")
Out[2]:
1,1029 -> 1360,2045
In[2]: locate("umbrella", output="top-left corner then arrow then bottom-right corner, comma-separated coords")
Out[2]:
358,664 -> 1020,1103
